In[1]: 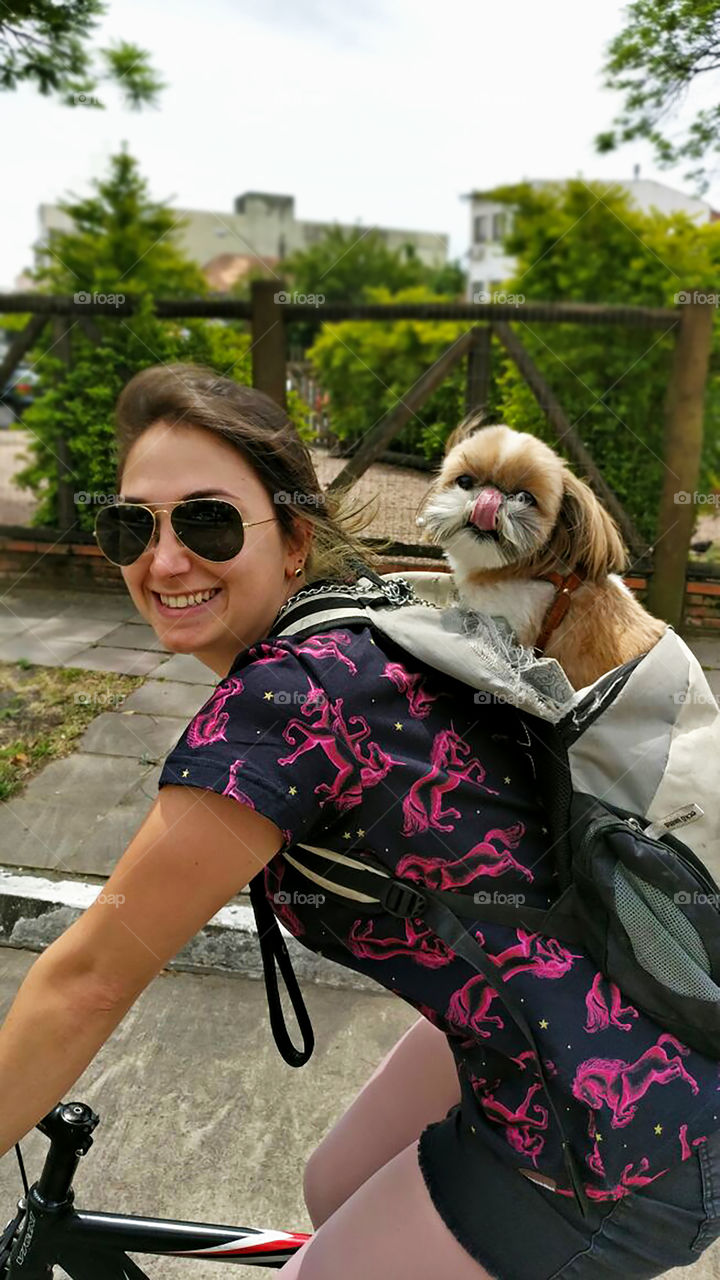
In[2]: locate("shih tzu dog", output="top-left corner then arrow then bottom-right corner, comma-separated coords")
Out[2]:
416,419 -> 666,690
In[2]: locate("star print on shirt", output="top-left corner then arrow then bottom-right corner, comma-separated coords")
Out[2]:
539,1019 -> 549,1029
654,1125 -> 663,1135
504,776 -> 511,784
288,786 -> 297,796
394,722 -> 403,731
181,768 -> 190,778
264,691 -> 274,700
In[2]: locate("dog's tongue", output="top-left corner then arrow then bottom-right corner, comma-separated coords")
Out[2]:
469,487 -> 503,530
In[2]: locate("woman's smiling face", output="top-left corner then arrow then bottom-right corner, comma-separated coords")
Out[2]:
119,420 -> 310,676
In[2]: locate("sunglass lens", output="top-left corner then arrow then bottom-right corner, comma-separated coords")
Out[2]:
171,499 -> 245,561
95,505 -> 155,566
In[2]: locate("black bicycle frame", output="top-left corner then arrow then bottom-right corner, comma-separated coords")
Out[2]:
1,1103 -> 309,1276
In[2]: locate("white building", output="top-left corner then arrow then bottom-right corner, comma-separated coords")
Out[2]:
465,178 -> 720,301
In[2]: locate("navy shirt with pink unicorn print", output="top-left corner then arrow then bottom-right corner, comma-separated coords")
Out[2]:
159,620 -> 720,1203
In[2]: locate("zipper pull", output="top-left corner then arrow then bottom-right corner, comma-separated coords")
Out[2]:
644,803 -> 705,842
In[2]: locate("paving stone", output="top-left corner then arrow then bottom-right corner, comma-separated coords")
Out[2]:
0,616 -> 44,640
0,754 -> 158,872
96,621 -> 169,651
121,680 -> 211,718
149,653 -> 218,685
0,590 -> 137,623
79,711 -> 187,761
0,634 -> 87,666
12,616 -> 121,645
66,646 -> 166,676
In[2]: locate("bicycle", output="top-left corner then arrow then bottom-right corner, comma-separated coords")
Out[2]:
0,1101 -> 310,1276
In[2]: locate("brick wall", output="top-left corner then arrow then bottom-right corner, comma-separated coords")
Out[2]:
1,532 -> 719,632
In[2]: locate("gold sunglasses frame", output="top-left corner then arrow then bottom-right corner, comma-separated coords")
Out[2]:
93,497 -> 276,567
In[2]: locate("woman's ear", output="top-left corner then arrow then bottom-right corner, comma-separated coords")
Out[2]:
551,470 -> 627,578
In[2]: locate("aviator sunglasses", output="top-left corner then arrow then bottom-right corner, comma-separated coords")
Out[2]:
93,497 -> 276,567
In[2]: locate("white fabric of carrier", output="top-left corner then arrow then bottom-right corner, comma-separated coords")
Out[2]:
376,574 -> 720,883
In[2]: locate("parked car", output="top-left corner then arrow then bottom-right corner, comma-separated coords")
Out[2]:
0,364 -> 39,418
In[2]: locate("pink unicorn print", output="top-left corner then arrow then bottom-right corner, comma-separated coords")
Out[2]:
584,973 -> 638,1034
381,663 -> 439,718
396,823 -> 533,888
347,916 -> 455,969
187,677 -> 245,747
572,1034 -> 700,1128
447,976 -> 505,1038
475,1079 -> 550,1164
679,1124 -> 707,1160
491,929 -> 581,982
278,680 -> 403,811
402,726 -> 499,836
295,632 -> 358,674
222,759 -> 257,808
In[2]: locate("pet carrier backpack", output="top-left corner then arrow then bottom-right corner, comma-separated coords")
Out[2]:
248,567 -> 720,1212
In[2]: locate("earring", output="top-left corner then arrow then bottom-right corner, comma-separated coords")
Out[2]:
294,566 -> 304,578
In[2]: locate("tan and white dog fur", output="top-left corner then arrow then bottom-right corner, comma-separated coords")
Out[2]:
417,420 -> 666,690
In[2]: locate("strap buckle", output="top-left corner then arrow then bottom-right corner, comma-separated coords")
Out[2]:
379,880 -> 427,918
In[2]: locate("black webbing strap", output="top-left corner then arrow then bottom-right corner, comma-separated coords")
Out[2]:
249,875 -> 315,1067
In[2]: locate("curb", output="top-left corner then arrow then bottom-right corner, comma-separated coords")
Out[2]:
0,869 -> 380,996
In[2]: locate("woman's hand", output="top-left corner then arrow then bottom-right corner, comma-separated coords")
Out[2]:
0,787 -> 284,1157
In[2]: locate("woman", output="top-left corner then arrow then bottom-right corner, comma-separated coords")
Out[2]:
0,363 -> 719,1280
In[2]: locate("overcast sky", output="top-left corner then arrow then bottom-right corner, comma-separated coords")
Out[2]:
2,0 -> 718,290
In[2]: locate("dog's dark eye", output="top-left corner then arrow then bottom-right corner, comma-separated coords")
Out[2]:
515,490 -> 536,507
455,474 -> 475,490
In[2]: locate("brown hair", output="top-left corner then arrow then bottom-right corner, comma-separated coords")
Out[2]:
114,364 -> 388,583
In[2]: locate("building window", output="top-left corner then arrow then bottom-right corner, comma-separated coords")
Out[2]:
473,215 -> 487,243
492,212 -> 507,241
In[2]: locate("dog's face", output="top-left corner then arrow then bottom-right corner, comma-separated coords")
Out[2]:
418,422 -> 626,581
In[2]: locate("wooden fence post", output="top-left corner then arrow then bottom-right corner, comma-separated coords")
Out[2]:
465,326 -> 492,417
51,318 -> 76,534
647,297 -> 715,628
250,280 -> 287,409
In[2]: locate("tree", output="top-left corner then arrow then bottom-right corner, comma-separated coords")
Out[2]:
307,286 -> 468,460
0,1 -> 163,107
595,0 -> 720,192
281,226 -> 465,302
17,150 -> 258,530
35,146 -> 207,298
490,180 -> 720,542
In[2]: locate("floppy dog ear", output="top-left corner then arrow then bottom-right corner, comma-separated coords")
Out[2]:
551,470 -> 627,579
443,409 -> 491,456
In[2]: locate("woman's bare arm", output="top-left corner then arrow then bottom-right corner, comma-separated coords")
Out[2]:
0,785 -> 284,1157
